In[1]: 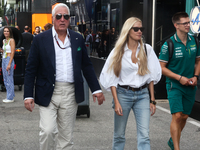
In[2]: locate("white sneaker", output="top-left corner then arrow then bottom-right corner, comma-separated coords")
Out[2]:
2,99 -> 14,103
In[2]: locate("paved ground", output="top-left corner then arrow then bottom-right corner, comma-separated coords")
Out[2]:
0,85 -> 200,150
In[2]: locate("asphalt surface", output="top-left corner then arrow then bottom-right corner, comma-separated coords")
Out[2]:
0,85 -> 200,150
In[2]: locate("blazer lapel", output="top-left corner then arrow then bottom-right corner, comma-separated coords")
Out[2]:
43,30 -> 56,70
69,29 -> 77,69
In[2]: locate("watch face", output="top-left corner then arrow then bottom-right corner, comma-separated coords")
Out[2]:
150,100 -> 156,105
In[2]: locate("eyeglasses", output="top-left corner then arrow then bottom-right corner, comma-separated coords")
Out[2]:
55,14 -> 70,20
131,27 -> 145,32
177,21 -> 190,26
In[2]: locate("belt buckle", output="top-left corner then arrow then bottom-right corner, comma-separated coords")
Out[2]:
131,87 -> 135,92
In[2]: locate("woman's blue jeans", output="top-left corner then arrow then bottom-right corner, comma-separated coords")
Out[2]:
2,57 -> 15,100
112,86 -> 150,150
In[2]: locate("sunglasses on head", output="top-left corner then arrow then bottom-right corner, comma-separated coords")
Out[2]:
131,27 -> 145,32
55,14 -> 70,20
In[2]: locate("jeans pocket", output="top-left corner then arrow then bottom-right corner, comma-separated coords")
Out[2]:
166,82 -> 173,92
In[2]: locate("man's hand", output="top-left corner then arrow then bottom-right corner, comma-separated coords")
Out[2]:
179,76 -> 190,86
24,99 -> 35,112
188,77 -> 197,86
92,92 -> 105,105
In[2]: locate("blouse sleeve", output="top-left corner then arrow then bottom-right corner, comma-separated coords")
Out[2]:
99,50 -> 120,91
146,44 -> 162,85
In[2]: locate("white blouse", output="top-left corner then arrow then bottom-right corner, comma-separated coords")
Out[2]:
99,42 -> 162,91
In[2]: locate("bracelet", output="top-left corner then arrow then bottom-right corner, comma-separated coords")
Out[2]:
178,76 -> 182,82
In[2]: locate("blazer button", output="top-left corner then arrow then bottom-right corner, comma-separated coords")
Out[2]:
53,84 -> 55,86
54,74 -> 56,76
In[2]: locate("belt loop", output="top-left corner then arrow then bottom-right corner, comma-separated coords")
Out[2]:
127,86 -> 130,90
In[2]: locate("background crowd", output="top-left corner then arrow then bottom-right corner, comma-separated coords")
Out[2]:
82,27 -> 118,58
18,23 -> 118,59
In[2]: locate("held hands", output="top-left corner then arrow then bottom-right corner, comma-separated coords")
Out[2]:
188,77 -> 197,86
179,76 -> 197,86
93,92 -> 105,105
24,99 -> 35,112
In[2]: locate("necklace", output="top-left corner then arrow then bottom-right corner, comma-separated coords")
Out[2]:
54,36 -> 71,49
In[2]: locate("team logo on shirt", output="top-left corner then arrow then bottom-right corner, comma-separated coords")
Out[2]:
175,48 -> 183,58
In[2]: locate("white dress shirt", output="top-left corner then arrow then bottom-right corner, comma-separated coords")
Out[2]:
100,43 -> 162,91
52,27 -> 101,94
52,27 -> 74,82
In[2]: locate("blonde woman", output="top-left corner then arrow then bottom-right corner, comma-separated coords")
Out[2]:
0,27 -> 15,103
100,17 -> 161,150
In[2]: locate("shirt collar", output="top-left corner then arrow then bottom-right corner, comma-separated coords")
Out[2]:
124,42 -> 141,51
52,26 -> 70,39
174,32 -> 191,43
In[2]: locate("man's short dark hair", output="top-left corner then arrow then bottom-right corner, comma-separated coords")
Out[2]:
24,26 -> 29,30
172,12 -> 189,24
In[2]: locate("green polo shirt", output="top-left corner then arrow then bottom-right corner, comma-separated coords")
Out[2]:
159,33 -> 200,85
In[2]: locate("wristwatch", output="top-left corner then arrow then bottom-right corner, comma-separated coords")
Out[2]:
150,100 -> 156,105
194,75 -> 199,80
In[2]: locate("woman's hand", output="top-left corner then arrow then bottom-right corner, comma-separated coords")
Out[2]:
6,64 -> 11,71
150,103 -> 156,116
115,102 -> 123,116
0,48 -> 3,53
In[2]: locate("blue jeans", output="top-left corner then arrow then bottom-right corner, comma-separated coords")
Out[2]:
112,86 -> 150,150
2,57 -> 15,100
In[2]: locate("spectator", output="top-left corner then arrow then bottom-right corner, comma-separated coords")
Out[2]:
95,31 -> 101,56
84,28 -> 89,40
33,26 -> 40,36
86,31 -> 93,55
74,26 -> 84,37
0,26 -> 16,103
15,25 -> 20,30
110,27 -> 118,50
44,23 -> 53,31
101,29 -> 110,58
22,25 -> 33,62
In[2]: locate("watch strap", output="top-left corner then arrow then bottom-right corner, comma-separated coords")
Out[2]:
150,100 -> 156,105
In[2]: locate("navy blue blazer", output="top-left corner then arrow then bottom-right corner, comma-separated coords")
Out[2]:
24,29 -> 101,106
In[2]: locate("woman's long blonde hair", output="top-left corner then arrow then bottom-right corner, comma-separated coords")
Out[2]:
108,17 -> 149,77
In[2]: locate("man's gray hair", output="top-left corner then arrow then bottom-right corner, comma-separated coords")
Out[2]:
74,26 -> 78,31
52,3 -> 70,17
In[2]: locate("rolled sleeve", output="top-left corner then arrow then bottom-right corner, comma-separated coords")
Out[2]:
99,50 -> 119,91
147,44 -> 162,85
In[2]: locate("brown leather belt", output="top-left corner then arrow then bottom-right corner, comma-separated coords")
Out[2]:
118,84 -> 147,91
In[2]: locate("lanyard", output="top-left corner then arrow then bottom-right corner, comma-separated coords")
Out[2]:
54,35 -> 71,49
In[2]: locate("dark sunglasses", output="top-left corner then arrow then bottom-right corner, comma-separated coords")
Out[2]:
131,27 -> 145,32
55,14 -> 70,20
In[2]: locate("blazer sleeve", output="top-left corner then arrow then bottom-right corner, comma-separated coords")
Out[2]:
80,36 -> 101,92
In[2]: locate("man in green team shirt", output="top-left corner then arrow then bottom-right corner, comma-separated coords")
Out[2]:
159,12 -> 200,150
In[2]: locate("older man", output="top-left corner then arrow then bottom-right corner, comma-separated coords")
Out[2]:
24,3 -> 105,150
